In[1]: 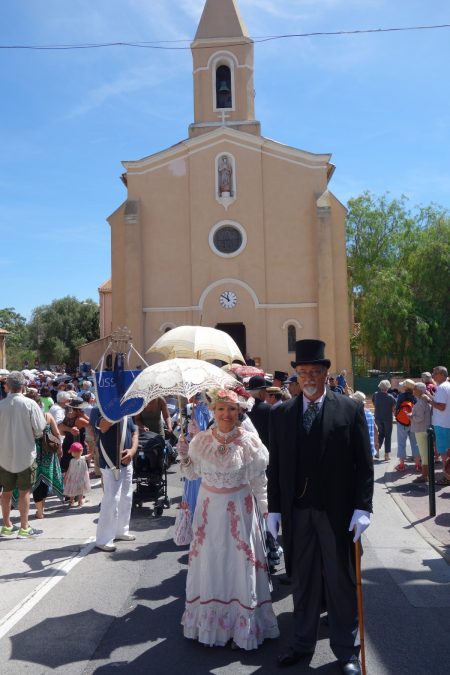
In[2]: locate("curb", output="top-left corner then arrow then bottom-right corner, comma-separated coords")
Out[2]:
384,471 -> 450,565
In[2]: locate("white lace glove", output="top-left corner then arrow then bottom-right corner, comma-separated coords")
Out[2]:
267,513 -> 281,539
349,509 -> 371,543
176,436 -> 189,459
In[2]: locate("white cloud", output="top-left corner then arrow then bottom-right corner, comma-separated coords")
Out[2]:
179,0 -> 205,21
243,0 -> 383,23
64,59 -> 181,118
126,0 -> 194,40
405,168 -> 450,197
244,0 -> 309,21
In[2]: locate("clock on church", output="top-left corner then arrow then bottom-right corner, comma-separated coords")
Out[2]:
219,291 -> 237,309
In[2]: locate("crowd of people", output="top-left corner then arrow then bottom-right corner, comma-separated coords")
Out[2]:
0,369 -> 99,538
371,370 -> 450,485
0,366 -> 178,550
1,344 -> 449,674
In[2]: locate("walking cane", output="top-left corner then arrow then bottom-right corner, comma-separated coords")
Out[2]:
355,537 -> 367,675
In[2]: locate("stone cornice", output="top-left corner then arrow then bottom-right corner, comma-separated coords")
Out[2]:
122,127 -> 332,176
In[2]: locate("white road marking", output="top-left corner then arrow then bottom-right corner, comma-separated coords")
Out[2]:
0,537 -> 96,640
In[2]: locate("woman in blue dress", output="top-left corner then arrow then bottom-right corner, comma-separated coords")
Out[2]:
182,394 -> 212,518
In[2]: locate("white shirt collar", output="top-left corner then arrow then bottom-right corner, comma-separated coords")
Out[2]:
302,391 -> 326,414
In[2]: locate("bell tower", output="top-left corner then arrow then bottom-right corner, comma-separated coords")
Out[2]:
189,0 -> 261,138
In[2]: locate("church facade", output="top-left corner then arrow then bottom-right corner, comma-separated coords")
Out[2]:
84,0 -> 351,375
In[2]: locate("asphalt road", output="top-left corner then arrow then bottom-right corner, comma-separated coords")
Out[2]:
1,432 -> 450,674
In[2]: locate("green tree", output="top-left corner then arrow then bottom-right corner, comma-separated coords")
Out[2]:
359,268 -> 431,371
406,209 -> 450,370
346,194 -> 450,372
28,297 -> 99,370
0,307 -> 35,369
346,192 -> 415,319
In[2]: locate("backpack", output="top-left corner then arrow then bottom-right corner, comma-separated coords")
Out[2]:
395,400 -> 414,426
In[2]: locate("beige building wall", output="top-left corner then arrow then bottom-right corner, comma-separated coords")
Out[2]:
98,279 -> 112,338
78,280 -> 113,367
96,0 -> 352,377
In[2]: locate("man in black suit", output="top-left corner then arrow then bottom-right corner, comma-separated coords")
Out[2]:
273,370 -> 288,389
246,375 -> 271,447
268,340 -> 373,675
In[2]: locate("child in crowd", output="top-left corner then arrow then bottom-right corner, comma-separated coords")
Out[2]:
351,391 -> 379,457
64,442 -> 92,507
39,386 -> 55,413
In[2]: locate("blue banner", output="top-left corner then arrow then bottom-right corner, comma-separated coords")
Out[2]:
94,368 -> 145,423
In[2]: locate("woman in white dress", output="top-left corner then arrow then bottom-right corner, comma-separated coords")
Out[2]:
178,388 -> 279,651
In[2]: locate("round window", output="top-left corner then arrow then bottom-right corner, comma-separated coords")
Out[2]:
214,226 -> 242,254
209,221 -> 247,258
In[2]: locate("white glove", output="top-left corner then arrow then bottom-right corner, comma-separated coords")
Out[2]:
267,513 -> 281,539
349,509 -> 370,543
176,436 -> 189,459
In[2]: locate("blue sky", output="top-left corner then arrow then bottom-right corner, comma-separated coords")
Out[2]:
1,0 -> 449,319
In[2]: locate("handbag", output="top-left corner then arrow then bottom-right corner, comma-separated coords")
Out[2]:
41,429 -> 61,453
395,400 -> 413,426
173,501 -> 193,546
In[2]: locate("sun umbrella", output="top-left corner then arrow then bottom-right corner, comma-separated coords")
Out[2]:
121,358 -> 237,413
147,325 -> 245,364
226,364 -> 265,378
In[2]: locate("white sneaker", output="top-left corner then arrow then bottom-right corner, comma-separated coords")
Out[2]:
114,534 -> 136,541
96,543 -> 117,552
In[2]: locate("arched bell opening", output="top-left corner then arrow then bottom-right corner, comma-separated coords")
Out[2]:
216,65 -> 232,109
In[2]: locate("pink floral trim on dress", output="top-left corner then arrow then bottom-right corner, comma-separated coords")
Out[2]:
244,493 -> 253,514
185,596 -> 273,611
227,501 -> 267,572
189,497 -> 210,564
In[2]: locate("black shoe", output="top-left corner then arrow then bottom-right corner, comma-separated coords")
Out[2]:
277,649 -> 314,667
341,658 -> 362,674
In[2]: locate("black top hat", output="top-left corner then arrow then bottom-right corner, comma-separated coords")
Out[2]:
273,371 -> 288,382
246,375 -> 270,391
290,339 -> 331,369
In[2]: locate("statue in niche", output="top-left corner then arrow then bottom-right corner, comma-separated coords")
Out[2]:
218,155 -> 233,197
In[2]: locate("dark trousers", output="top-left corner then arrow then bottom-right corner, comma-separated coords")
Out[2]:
291,507 -> 359,663
376,419 -> 393,454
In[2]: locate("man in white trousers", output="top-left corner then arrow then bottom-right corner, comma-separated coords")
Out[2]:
95,414 -> 138,552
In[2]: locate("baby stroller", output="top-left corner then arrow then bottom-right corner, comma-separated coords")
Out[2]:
133,431 -> 171,516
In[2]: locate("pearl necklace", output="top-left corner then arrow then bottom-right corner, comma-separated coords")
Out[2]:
213,428 -> 240,455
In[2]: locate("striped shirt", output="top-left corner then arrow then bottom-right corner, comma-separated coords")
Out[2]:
364,409 -> 376,456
